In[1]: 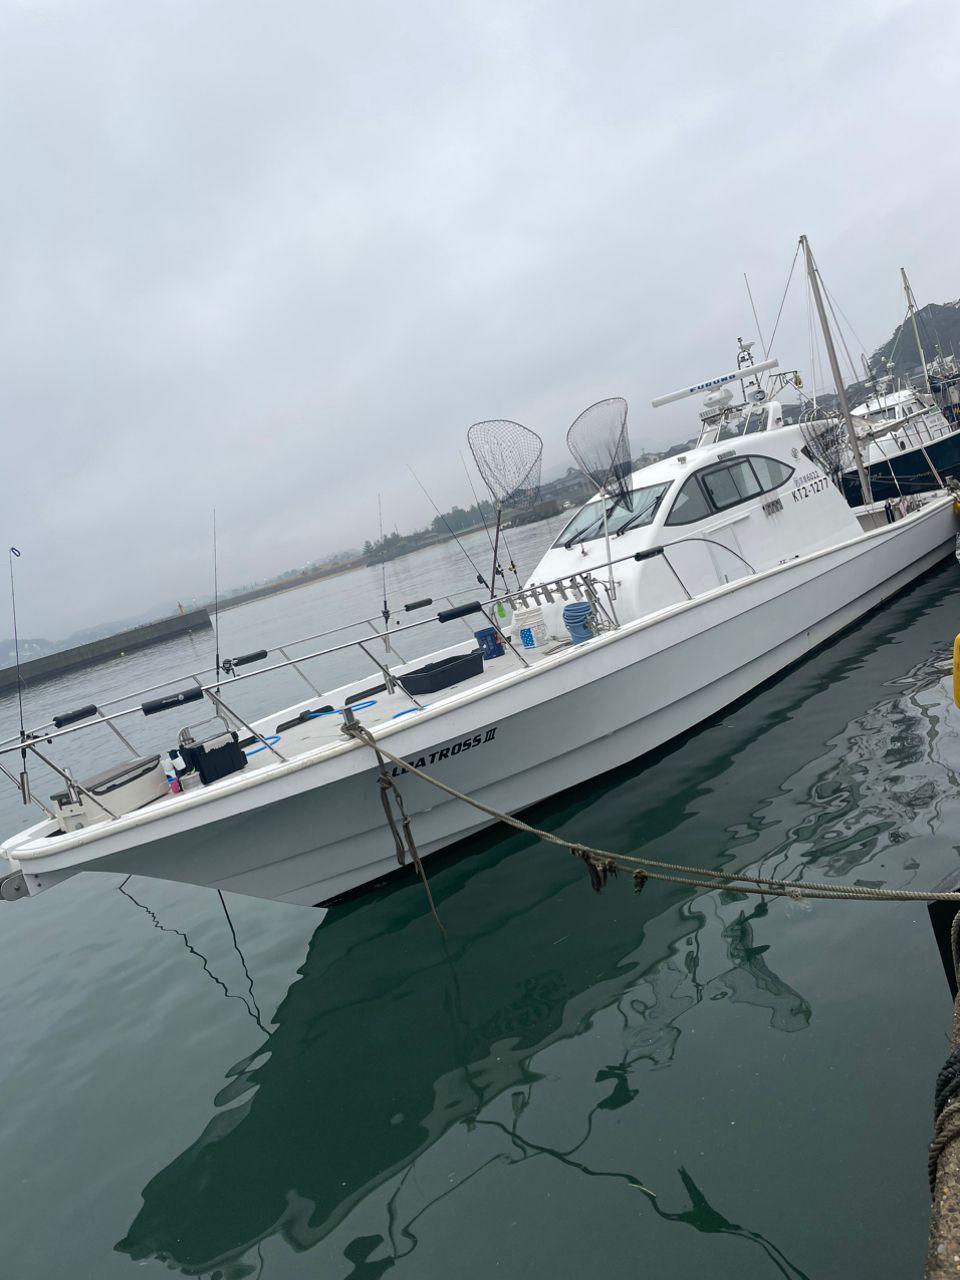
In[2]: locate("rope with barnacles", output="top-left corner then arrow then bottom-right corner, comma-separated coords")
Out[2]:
340,722 -> 960,905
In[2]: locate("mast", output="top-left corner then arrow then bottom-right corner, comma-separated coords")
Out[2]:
800,235 -> 873,505
901,266 -> 934,397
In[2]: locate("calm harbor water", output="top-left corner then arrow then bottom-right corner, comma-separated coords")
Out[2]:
2,521 -> 960,1278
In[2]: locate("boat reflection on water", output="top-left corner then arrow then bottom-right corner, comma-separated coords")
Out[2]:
115,563 -> 960,1280
115,812 -> 812,1276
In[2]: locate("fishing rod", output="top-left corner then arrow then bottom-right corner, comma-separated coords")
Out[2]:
466,420 -> 543,602
459,452 -> 521,592
7,546 -> 29,804
377,493 -> 392,653
212,510 -> 221,691
406,465 -> 491,590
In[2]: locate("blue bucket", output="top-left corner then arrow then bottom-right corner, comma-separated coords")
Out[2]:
562,601 -> 594,644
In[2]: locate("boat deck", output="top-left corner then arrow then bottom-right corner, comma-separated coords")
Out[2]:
1,628 -> 578,863
240,635 -> 565,770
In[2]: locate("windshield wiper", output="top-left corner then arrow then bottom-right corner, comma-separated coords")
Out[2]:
616,492 -> 664,536
564,499 -> 619,548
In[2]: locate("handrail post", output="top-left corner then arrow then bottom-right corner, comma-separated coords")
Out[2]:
26,743 -> 120,820
97,710 -> 141,758
0,759 -> 54,818
201,690 -> 287,762
364,620 -> 406,664
475,605 -> 531,668
661,549 -> 693,600
354,640 -> 424,708
276,646 -> 324,697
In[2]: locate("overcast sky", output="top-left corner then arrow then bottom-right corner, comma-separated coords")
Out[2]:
2,0 -> 958,637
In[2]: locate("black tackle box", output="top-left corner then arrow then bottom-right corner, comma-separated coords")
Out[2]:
398,649 -> 483,697
175,730 -> 248,785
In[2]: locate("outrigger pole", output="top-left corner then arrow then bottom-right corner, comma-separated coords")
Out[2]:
7,546 -> 30,805
801,235 -> 873,506
901,267 -> 934,399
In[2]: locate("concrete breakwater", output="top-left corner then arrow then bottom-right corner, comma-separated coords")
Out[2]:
0,608 -> 212,696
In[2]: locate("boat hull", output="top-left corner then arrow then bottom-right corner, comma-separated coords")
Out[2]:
842,426 -> 960,504
7,497 -> 957,905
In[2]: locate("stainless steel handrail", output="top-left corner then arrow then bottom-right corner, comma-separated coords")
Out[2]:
0,545 -> 707,761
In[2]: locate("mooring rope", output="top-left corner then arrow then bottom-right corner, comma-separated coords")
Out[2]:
929,913 -> 960,1197
358,726 -> 446,934
341,723 -> 960,905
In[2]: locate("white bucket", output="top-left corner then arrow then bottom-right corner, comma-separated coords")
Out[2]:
513,606 -> 548,649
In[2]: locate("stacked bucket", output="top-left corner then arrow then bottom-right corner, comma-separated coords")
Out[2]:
562,601 -> 594,644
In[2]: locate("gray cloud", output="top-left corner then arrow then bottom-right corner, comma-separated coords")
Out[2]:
1,0 -> 957,635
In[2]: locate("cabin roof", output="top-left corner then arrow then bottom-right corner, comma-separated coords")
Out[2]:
623,419 -> 800,490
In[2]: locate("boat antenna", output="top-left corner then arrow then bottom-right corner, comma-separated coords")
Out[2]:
467,419 -> 543,600
406,465 -> 491,590
7,546 -> 30,804
901,267 -> 934,398
743,272 -> 769,358
800,235 -> 873,505
212,510 -> 221,689
566,398 -> 630,620
377,492 -> 392,653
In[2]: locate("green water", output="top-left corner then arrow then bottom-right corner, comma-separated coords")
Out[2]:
1,531 -> 959,1278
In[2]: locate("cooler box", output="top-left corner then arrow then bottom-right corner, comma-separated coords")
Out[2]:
51,754 -> 168,832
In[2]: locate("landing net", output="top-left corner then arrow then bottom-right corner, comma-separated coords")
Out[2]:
467,419 -> 543,510
566,398 -> 631,504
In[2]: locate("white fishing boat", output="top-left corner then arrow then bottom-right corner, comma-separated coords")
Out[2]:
842,268 -> 960,503
689,353 -> 960,506
696,271 -> 960,507
1,237 -> 957,908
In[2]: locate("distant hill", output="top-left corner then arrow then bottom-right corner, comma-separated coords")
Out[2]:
869,300 -> 960,380
0,637 -> 54,665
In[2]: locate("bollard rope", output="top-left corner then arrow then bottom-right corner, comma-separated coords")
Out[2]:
342,723 -> 960,905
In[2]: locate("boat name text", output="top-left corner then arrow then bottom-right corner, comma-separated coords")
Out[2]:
390,726 -> 499,777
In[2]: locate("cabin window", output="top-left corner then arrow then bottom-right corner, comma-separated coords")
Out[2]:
664,454 -> 794,527
749,456 -> 794,490
701,459 -> 762,509
665,475 -> 712,525
744,409 -> 767,434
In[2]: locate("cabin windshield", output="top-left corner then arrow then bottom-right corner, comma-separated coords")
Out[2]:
699,406 -> 768,445
718,408 -> 767,439
554,482 -> 671,548
863,406 -> 899,423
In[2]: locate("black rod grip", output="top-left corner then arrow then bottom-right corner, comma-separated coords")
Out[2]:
231,649 -> 268,667
634,547 -> 664,561
52,704 -> 98,728
437,601 -> 484,622
142,687 -> 205,716
403,598 -> 433,612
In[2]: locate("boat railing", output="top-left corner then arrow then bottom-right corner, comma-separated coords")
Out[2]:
0,589 -> 484,748
0,541 -> 737,811
0,553 -> 638,759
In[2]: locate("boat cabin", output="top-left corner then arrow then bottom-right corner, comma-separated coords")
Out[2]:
851,385 -> 936,430
525,419 -> 864,634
